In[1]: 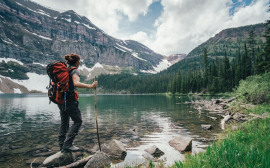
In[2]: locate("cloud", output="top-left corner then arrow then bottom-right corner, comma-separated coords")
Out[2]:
31,0 -> 156,36
31,0 -> 269,56
129,0 -> 269,55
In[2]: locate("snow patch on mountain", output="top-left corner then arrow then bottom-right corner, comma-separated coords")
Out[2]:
114,46 -> 126,52
25,29 -> 52,40
25,7 -> 50,17
140,59 -> 171,74
15,2 -> 24,7
33,62 -> 46,67
132,53 -> 146,61
36,9 -> 51,17
116,43 -> 132,52
13,88 -> 21,94
1,73 -> 49,93
153,59 -> 171,72
82,23 -> 96,30
140,69 -> 156,74
2,39 -> 12,45
0,58 -> 24,65
62,18 -> 71,22
79,63 -> 103,77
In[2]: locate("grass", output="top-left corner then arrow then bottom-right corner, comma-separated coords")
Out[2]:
170,105 -> 270,168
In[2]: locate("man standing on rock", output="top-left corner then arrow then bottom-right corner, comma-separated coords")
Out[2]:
58,53 -> 98,152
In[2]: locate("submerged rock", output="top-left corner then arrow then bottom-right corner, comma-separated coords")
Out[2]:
144,145 -> 164,158
11,147 -> 31,154
169,136 -> 192,152
201,125 -> 212,130
84,151 -> 111,168
34,151 -> 57,157
42,151 -> 74,167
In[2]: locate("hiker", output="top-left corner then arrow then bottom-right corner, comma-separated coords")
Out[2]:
58,53 -> 98,152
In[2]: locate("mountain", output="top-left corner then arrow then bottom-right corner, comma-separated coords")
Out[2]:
187,23 -> 265,58
0,0 -> 172,93
161,23 -> 267,75
166,54 -> 186,65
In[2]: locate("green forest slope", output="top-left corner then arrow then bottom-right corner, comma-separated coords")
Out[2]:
87,22 -> 270,94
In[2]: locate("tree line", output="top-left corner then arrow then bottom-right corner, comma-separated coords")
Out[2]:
97,21 -> 270,94
170,27 -> 270,95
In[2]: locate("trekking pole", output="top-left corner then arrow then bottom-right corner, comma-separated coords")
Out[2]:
94,76 -> 101,151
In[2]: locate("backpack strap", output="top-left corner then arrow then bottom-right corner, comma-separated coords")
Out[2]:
68,66 -> 78,95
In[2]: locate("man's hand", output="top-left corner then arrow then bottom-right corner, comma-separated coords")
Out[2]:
91,81 -> 98,88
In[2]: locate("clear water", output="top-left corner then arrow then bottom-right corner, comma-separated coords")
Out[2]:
0,94 -> 223,167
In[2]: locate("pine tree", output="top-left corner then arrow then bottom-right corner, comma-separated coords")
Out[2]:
247,30 -> 257,74
203,48 -> 209,88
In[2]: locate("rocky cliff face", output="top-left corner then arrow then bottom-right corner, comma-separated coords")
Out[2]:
0,0 -> 163,72
166,54 -> 186,65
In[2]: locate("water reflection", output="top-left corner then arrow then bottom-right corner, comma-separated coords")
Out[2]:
0,94 -> 223,167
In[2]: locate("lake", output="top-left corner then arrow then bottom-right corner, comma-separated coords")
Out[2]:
0,94 -> 223,167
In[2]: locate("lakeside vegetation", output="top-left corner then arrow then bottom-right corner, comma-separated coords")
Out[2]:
168,69 -> 270,167
172,116 -> 270,168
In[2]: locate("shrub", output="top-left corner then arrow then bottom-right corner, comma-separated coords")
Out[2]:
235,72 -> 270,104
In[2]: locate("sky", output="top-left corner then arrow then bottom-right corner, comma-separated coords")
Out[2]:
31,0 -> 269,56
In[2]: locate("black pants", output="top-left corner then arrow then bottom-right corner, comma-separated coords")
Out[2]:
58,101 -> 82,147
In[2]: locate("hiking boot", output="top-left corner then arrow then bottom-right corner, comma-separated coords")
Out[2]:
61,145 -> 80,153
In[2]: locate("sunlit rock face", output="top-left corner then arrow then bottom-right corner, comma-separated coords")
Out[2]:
0,0 -> 164,71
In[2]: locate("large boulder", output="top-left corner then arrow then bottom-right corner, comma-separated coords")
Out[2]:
42,151 -> 74,167
101,140 -> 127,160
144,145 -> 164,158
84,151 -> 111,168
169,136 -> 192,152
101,139 -> 127,160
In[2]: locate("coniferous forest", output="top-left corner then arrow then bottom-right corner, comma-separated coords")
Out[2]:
97,22 -> 270,95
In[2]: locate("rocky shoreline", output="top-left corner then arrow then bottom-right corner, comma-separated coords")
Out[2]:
185,97 -> 270,138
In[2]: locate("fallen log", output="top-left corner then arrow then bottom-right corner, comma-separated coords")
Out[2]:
248,113 -> 262,118
220,115 -> 231,130
223,97 -> 236,103
59,155 -> 93,168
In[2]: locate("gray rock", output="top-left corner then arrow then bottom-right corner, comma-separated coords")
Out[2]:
144,145 -> 164,158
169,136 -> 192,152
42,151 -> 74,167
84,151 -> 111,168
26,157 -> 46,167
101,140 -> 127,160
201,125 -> 212,130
